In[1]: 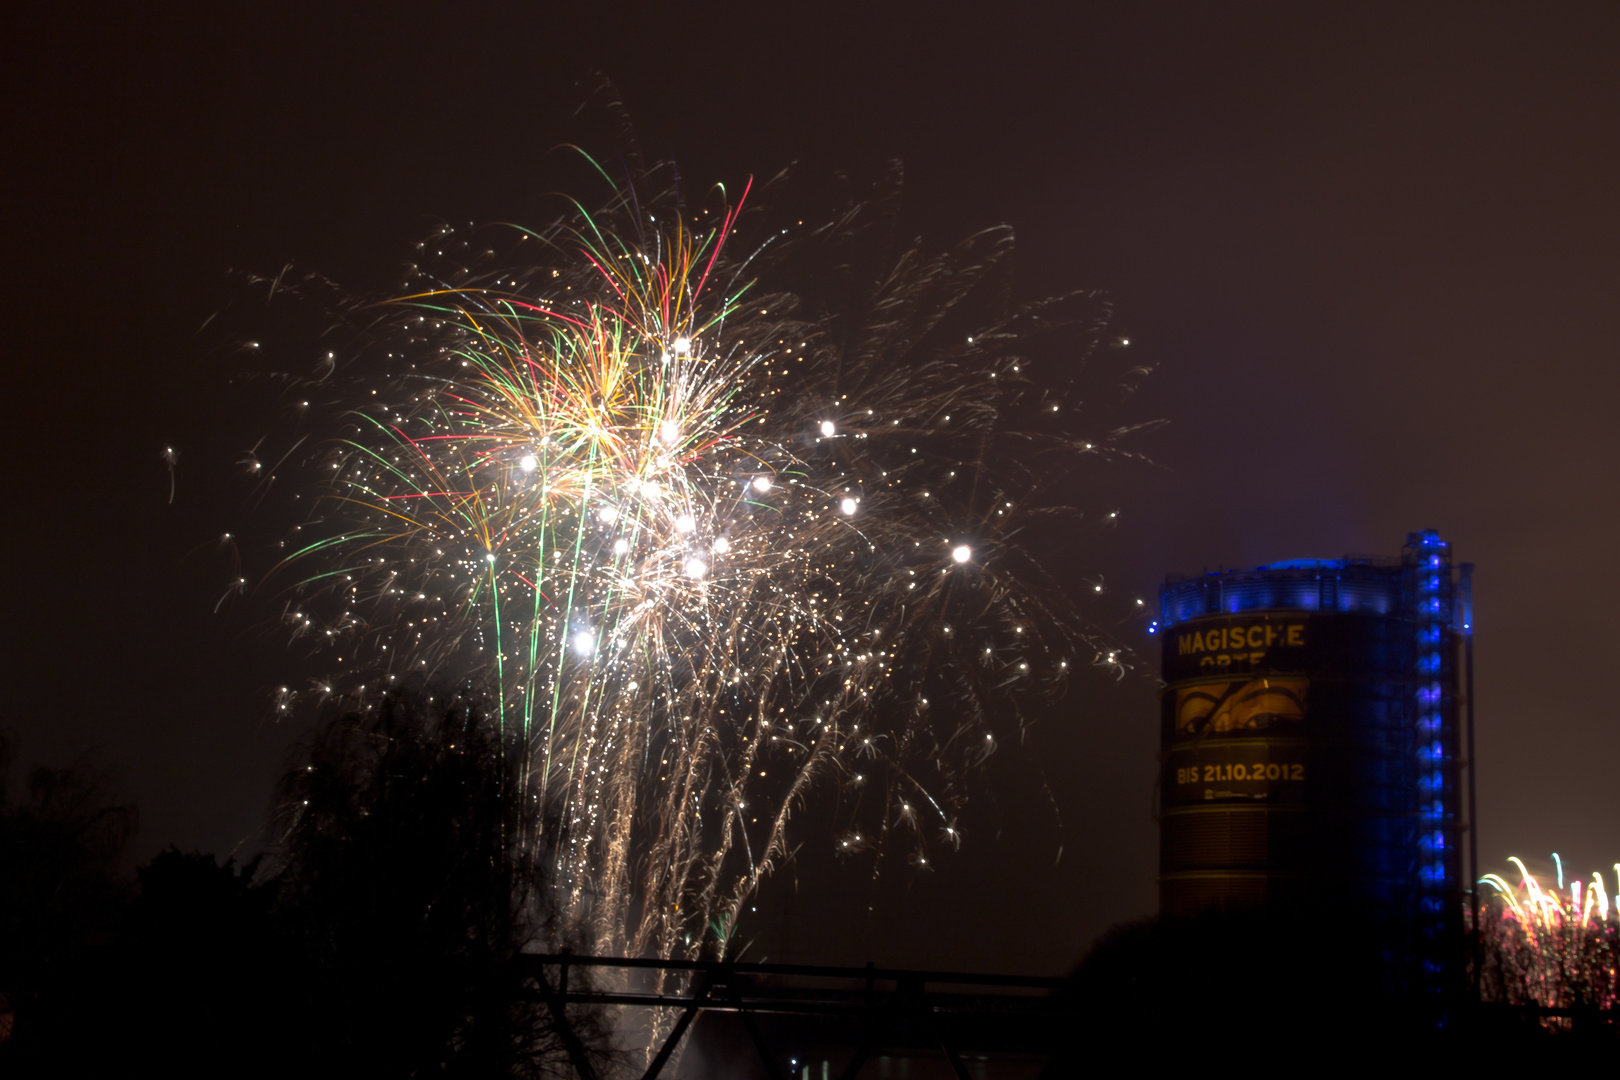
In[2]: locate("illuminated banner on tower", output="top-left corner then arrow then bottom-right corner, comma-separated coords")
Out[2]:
1160,674 -> 1309,808
1160,614 -> 1309,682
1160,614 -> 1312,811
1173,676 -> 1307,737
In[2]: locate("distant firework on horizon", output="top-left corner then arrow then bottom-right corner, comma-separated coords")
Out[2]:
227,152 -> 1148,959
1477,854 -> 1620,1017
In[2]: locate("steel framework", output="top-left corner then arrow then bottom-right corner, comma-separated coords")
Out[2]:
517,952 -> 1069,1080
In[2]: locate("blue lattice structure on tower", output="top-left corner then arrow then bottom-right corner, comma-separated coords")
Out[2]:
1402,530 -> 1465,1005
1155,531 -> 1469,1006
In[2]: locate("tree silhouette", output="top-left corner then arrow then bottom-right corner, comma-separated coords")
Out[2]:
0,738 -> 135,1059
268,686 -> 613,1077
1,693 -> 614,1077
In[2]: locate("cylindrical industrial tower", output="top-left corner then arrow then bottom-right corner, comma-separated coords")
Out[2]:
1156,531 -> 1471,997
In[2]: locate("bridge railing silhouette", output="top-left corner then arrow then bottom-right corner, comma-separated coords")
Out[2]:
517,951 -> 1069,1080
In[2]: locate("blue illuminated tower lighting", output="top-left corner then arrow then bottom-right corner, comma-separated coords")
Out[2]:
1402,530 -> 1464,1009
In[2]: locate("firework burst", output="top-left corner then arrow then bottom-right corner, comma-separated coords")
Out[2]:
1477,855 -> 1620,1016
236,156 -> 1144,960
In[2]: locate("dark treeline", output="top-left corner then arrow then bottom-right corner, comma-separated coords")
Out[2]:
5,697 -> 1612,1075
0,690 -> 614,1078
1047,910 -> 1616,1068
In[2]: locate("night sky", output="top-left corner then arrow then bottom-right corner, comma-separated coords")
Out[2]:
7,3 -> 1619,975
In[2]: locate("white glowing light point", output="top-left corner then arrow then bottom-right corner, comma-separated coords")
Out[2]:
675,514 -> 696,534
673,337 -> 691,354
518,454 -> 538,472
486,552 -> 498,563
752,476 -> 772,493
613,538 -> 630,555
659,420 -> 679,446
820,420 -> 836,438
684,557 -> 708,579
952,545 -> 973,564
573,631 -> 596,656
712,536 -> 731,554
599,506 -> 619,524
840,498 -> 857,515
639,479 -> 660,499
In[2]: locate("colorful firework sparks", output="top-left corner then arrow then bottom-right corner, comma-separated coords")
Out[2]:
237,159 -> 1144,959
1477,855 -> 1620,1013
